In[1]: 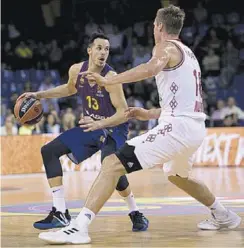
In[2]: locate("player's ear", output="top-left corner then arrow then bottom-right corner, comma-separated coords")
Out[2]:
159,22 -> 164,32
87,47 -> 91,56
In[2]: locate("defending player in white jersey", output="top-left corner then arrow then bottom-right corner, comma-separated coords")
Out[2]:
39,5 -> 241,244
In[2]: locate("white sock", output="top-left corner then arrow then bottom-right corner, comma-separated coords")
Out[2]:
209,198 -> 227,218
123,192 -> 139,213
76,207 -> 95,227
51,185 -> 66,213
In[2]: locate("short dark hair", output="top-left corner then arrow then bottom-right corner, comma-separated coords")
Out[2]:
88,32 -> 109,47
156,5 -> 185,35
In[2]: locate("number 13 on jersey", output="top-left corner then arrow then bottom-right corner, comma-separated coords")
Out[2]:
193,69 -> 204,113
86,96 -> 99,110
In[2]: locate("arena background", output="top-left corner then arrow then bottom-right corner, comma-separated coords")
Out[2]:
1,0 -> 244,173
1,1 -> 244,247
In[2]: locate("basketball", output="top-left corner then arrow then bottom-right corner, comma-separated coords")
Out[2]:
14,97 -> 43,125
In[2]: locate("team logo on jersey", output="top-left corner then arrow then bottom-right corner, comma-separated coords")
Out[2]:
100,135 -> 105,143
80,77 -> 84,83
96,85 -> 104,97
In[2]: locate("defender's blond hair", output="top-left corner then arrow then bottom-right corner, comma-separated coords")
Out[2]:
156,5 -> 185,35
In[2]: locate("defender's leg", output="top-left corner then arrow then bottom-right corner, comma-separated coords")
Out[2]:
101,135 -> 149,231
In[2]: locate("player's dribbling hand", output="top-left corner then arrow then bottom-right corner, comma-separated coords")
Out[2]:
80,71 -> 108,86
125,107 -> 150,121
17,92 -> 38,101
79,116 -> 103,132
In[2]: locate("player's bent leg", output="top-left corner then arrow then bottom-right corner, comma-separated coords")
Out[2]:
166,157 -> 241,230
85,154 -> 126,213
39,154 -> 126,245
34,138 -> 72,230
101,135 -> 149,231
36,128 -> 102,230
38,121 -> 199,244
116,176 -> 149,231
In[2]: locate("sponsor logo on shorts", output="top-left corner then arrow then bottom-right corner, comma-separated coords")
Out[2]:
127,162 -> 134,168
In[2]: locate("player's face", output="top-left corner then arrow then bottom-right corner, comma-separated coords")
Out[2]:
88,38 -> 110,67
153,19 -> 163,44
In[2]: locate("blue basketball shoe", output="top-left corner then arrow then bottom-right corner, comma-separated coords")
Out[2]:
33,207 -> 71,230
129,211 -> 149,232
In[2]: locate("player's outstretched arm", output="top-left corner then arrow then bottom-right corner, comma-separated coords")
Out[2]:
17,63 -> 80,101
81,43 -> 170,86
125,107 -> 162,121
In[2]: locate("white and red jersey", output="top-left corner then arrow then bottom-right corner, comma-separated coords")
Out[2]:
155,39 -> 206,122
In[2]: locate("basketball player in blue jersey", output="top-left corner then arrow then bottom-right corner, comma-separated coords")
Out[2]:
18,32 -> 149,231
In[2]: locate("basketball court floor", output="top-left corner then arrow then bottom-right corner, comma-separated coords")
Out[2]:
1,167 -> 244,247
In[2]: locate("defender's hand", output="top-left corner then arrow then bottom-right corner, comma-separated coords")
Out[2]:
79,116 -> 103,132
17,92 -> 38,101
125,107 -> 150,121
80,71 -> 108,86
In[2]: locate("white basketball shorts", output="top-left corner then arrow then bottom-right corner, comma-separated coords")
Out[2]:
126,116 -> 206,177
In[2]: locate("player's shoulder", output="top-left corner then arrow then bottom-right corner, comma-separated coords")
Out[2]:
164,40 -> 183,54
105,64 -> 117,77
69,62 -> 84,75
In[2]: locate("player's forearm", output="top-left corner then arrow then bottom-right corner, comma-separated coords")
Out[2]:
107,63 -> 155,85
98,110 -> 127,128
148,108 -> 162,119
36,84 -> 75,99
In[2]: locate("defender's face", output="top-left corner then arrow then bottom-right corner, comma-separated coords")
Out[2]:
153,19 -> 162,44
88,38 -> 110,67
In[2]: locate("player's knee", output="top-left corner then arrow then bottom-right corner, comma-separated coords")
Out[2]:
101,154 -> 116,172
41,142 -> 62,159
116,175 -> 129,191
101,154 -> 125,176
41,144 -> 50,157
168,174 -> 188,183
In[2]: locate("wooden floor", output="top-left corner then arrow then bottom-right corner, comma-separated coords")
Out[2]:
1,168 -> 244,247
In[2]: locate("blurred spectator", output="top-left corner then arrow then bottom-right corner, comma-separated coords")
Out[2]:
219,65 -> 235,88
0,115 -> 18,136
85,17 -> 98,37
222,40 -> 239,69
211,100 -> 229,120
8,93 -> 18,113
225,97 -> 244,119
18,125 -> 35,135
133,22 -> 147,45
127,96 -> 144,108
50,109 -> 61,124
1,103 -> 7,126
193,2 -> 208,24
108,26 -> 124,54
222,114 -> 239,127
61,108 -> 76,132
3,41 -> 14,69
207,28 -> 223,53
202,49 -> 220,76
23,81 -> 33,92
36,42 -> 49,69
15,41 -> 33,59
38,76 -> 60,113
34,116 -> 46,134
45,113 -> 60,134
49,40 -> 62,69
8,24 -> 20,39
132,45 -> 151,67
